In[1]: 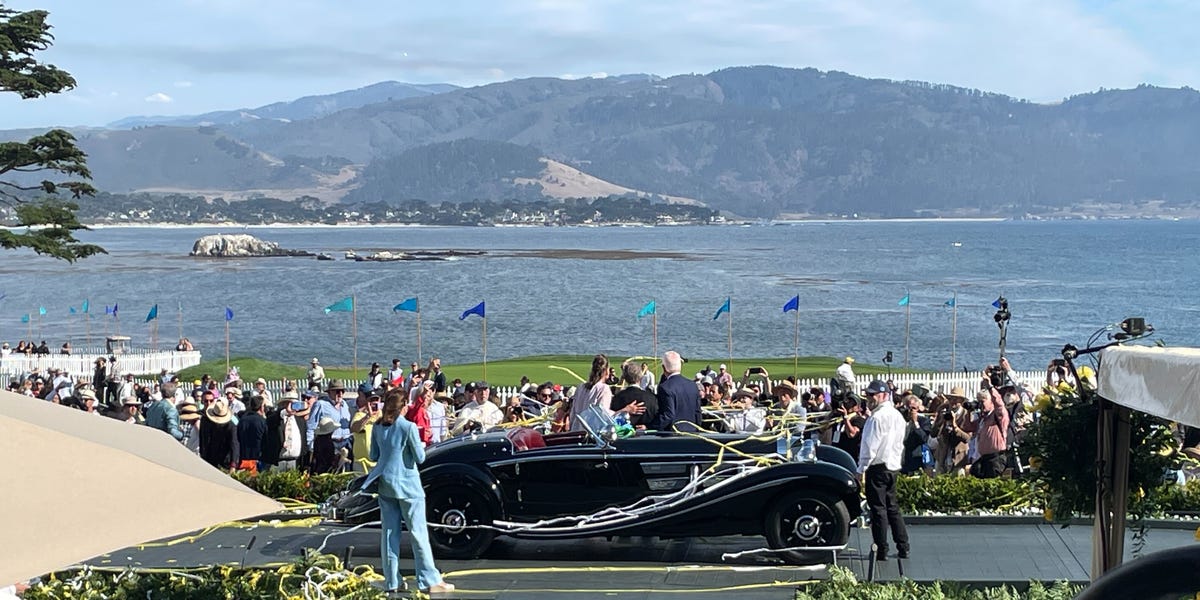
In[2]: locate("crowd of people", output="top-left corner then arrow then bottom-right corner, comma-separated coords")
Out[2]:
7,347 -> 1198,484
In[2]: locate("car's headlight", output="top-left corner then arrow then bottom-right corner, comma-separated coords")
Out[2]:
795,439 -> 818,463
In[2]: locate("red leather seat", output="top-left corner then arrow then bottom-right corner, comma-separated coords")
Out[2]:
508,427 -> 546,452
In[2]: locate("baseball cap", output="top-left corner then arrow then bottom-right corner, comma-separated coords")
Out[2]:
719,364 -> 727,370
865,380 -> 889,395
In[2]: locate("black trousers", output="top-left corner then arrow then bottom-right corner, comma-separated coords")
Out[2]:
971,452 -> 1006,479
865,464 -> 909,555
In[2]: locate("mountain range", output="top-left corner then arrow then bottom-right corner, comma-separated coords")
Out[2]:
7,67 -> 1200,218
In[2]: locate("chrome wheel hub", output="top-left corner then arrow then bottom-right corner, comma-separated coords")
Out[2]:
792,514 -> 821,542
442,508 -> 468,534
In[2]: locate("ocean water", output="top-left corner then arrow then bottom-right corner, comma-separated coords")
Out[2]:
0,220 -> 1194,371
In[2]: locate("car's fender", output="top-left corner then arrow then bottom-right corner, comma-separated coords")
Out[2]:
421,462 -> 505,515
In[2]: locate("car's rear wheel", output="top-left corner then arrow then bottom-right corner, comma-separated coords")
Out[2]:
764,490 -> 850,565
426,485 -> 496,559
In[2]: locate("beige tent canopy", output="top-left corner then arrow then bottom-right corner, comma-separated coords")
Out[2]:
0,389 -> 281,585
1089,345 -> 1200,580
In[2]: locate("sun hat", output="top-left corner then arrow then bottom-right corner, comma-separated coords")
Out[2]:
326,379 -> 346,392
77,388 -> 97,401
946,386 -> 968,400
255,378 -> 267,385
122,396 -> 142,407
224,386 -> 243,399
178,402 -> 201,421
311,357 -> 320,364
315,417 -> 338,436
205,400 -> 232,424
844,356 -> 855,364
719,364 -> 727,370
775,380 -> 799,397
282,390 -> 299,401
732,388 -> 757,401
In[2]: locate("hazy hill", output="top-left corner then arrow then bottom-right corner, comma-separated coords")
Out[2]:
107,81 -> 458,128
8,67 -> 1200,217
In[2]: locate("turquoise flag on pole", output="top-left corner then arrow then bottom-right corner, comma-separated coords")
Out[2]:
69,306 -> 77,315
945,297 -> 956,308
145,304 -> 158,323
324,297 -> 354,314
898,294 -> 910,307
38,306 -> 46,316
712,297 -> 730,320
82,299 -> 90,313
637,300 -> 656,318
393,297 -> 419,312
20,314 -> 29,323
460,301 -> 485,320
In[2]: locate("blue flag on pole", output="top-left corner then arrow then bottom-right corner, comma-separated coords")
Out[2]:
20,314 -> 29,323
783,295 -> 799,313
105,305 -> 112,315
38,306 -> 46,316
898,294 -> 910,307
324,297 -> 354,314
460,300 -> 484,319
145,304 -> 158,323
945,297 -> 956,308
393,297 -> 419,312
460,301 -> 486,320
225,307 -> 234,321
712,297 -> 730,320
82,299 -> 89,313
637,300 -> 656,319
69,306 -> 77,315
991,297 -> 1002,309
0,291 -> 6,302
113,303 -> 119,316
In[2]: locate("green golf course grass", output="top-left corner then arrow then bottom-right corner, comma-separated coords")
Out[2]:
176,354 -> 905,387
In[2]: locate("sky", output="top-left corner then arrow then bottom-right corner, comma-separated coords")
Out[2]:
1,0 -> 1197,129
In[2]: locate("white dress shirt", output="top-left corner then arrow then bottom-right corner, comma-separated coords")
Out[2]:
857,400 -> 905,472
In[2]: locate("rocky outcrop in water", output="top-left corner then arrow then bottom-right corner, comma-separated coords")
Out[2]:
190,234 -> 313,257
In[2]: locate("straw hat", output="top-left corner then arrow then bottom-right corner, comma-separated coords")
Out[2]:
122,396 -> 142,408
325,379 -> 346,392
314,417 -> 338,436
178,402 -> 201,421
946,386 -> 968,400
282,390 -> 299,401
775,380 -> 799,398
206,400 -> 232,424
77,388 -> 97,401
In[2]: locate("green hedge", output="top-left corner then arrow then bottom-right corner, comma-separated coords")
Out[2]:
24,552 -> 385,600
1156,479 -> 1200,514
230,470 -> 357,504
897,475 -> 1034,514
796,567 -> 1081,600
24,561 -> 1083,600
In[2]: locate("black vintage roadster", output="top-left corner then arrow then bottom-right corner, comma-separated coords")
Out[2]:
322,408 -> 861,564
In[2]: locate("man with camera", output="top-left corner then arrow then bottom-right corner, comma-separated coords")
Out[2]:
857,379 -> 910,561
932,387 -> 972,475
899,394 -> 932,475
964,385 -> 1010,479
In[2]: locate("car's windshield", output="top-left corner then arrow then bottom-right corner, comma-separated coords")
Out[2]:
577,404 -> 617,443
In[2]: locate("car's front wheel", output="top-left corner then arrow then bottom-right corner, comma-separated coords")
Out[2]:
426,485 -> 497,559
763,490 -> 850,565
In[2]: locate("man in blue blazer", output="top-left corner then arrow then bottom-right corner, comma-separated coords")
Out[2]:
649,350 -> 702,432
366,392 -> 454,594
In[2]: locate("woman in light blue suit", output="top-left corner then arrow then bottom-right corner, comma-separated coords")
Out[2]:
367,389 -> 454,594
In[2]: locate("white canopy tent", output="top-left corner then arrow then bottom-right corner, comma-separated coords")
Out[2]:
1090,345 -> 1200,580
0,389 -> 281,585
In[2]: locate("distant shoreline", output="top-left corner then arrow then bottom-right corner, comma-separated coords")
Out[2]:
80,217 -> 1010,229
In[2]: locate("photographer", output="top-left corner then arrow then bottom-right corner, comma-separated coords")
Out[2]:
899,394 -> 932,475
1046,358 -> 1076,388
963,387 -> 1009,479
931,387 -> 972,475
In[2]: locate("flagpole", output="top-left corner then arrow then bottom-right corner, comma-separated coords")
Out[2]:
727,296 -> 733,375
86,313 -> 91,349
652,300 -> 658,369
352,295 -> 359,380
416,303 -> 423,365
178,303 -> 183,342
225,318 -> 230,372
904,291 -> 911,369
951,292 -> 958,371
151,320 -> 158,351
481,317 -> 488,380
793,295 -> 800,378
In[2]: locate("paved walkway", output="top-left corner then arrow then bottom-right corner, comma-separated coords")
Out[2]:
86,520 -> 1198,598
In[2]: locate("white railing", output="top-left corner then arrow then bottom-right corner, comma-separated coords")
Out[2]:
0,351 -> 202,378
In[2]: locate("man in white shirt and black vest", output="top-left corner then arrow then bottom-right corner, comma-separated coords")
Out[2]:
857,379 -> 910,561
